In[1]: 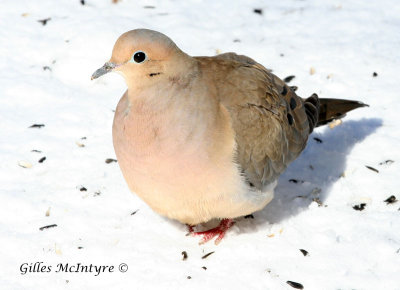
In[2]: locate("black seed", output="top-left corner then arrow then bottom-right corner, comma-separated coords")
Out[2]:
38,157 -> 46,163
233,39 -> 241,43
300,249 -> 309,256
131,210 -> 139,215
290,97 -> 297,110
313,137 -> 323,143
253,9 -> 263,15
287,113 -> 294,125
77,246 -> 83,249
283,75 -> 295,83
365,165 -> 379,173
202,266 -> 207,270
373,72 -> 378,77
144,5 -> 155,8
244,214 -> 254,219
37,18 -> 51,26
201,251 -> 215,259
379,160 -> 394,165
105,158 -> 117,164
187,276 -> 191,279
289,179 -> 305,184
287,281 -> 304,289
353,203 -> 366,211
182,251 -> 188,261
31,149 -> 42,153
290,86 -> 298,92
281,86 -> 288,95
280,53 -> 284,57
39,224 -> 57,231
384,195 -> 397,204
29,124 -> 45,128
80,0 -> 85,5
80,187 -> 87,191
43,66 -> 51,71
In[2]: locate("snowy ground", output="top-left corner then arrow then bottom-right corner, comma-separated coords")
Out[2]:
1,0 -> 400,289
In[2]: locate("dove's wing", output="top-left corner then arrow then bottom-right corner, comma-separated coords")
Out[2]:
196,53 -> 316,189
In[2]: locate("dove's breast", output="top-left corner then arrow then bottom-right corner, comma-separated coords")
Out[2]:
112,90 -> 272,224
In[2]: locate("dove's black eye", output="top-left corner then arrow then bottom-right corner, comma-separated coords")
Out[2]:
131,51 -> 147,63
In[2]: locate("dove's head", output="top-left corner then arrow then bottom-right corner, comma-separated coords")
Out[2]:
92,29 -> 192,89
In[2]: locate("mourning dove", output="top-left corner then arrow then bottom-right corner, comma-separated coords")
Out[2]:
92,29 -> 366,244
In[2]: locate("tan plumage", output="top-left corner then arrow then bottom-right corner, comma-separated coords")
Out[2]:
92,29 -> 366,242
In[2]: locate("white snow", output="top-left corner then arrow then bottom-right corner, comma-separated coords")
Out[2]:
1,0 -> 400,289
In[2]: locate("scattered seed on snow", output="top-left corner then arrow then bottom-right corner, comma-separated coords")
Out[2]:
18,161 -> 32,168
253,9 -> 263,15
39,224 -> 57,231
353,203 -> 367,211
38,156 -> 46,163
75,141 -> 85,147
309,67 -> 316,75
289,179 -> 304,184
299,249 -> 309,256
31,149 -> 42,153
202,266 -> 207,270
105,158 -> 117,164
29,124 -> 45,128
201,251 -> 215,259
45,207 -> 51,217
329,119 -> 342,129
79,187 -> 87,191
181,251 -> 188,261
379,160 -> 394,165
384,195 -> 397,204
37,18 -> 51,26
131,210 -> 139,215
373,72 -> 378,77
313,137 -> 323,143
365,165 -> 379,173
287,281 -> 304,289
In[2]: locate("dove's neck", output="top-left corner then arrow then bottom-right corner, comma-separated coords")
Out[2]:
115,61 -> 230,160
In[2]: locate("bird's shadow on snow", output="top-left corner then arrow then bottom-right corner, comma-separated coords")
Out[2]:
238,117 -> 382,232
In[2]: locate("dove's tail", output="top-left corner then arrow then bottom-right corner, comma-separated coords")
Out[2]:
303,94 -> 368,133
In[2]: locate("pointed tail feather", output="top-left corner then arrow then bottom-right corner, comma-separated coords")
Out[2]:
316,98 -> 369,127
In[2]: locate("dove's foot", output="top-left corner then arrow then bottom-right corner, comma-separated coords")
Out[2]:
189,219 -> 235,245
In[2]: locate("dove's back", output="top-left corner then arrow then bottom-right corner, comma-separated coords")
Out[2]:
196,53 -> 313,189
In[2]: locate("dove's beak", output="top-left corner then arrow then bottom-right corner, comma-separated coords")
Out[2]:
91,62 -> 118,80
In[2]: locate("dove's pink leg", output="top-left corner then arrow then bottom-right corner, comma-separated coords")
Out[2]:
188,219 -> 235,245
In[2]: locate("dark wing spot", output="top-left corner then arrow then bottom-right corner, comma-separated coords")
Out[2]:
281,86 -> 288,95
287,113 -> 294,125
290,97 -> 297,110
